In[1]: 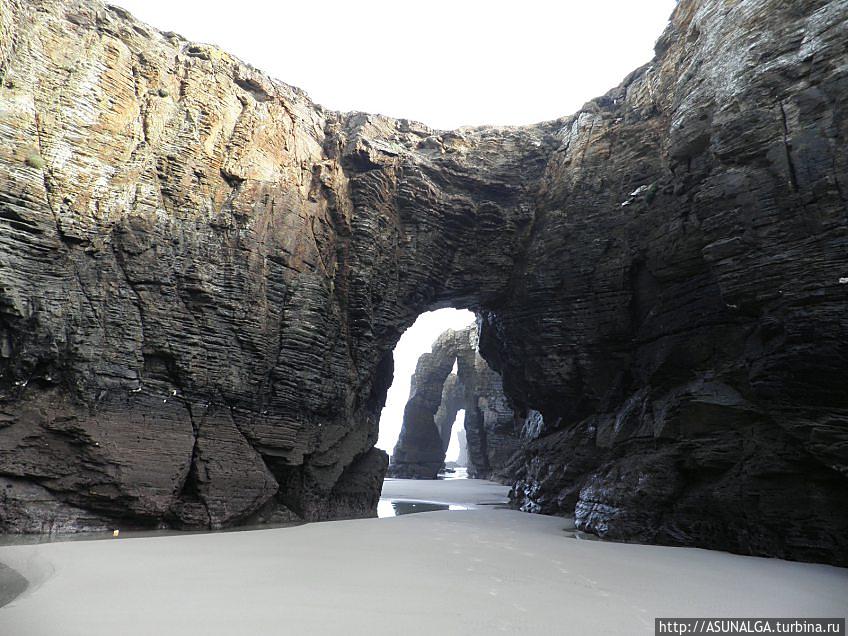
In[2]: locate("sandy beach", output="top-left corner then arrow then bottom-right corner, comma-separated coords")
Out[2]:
0,479 -> 845,635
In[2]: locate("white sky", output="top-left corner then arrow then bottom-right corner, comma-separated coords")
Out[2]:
110,0 -> 676,452
112,0 -> 677,130
445,410 -> 465,463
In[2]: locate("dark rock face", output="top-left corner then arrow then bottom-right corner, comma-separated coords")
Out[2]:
464,347 -> 522,480
388,325 -> 520,479
0,0 -> 846,564
485,0 -> 848,565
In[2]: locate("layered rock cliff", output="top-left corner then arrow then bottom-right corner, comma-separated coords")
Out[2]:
0,0 -> 846,564
388,325 -> 520,479
489,0 -> 848,565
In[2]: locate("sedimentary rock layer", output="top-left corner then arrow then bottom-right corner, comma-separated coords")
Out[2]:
0,0 -> 846,564
489,0 -> 848,565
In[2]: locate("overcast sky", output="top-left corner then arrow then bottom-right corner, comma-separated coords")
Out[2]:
113,0 -> 677,130
111,0 -> 677,454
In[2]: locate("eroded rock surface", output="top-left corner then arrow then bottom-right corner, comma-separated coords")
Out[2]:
0,0 -> 846,563
486,0 -> 848,565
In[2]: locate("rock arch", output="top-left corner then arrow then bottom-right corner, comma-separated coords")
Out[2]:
387,325 -> 521,480
0,0 -> 846,563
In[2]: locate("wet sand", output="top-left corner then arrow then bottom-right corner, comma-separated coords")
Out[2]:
1,479 -> 846,635
0,563 -> 27,609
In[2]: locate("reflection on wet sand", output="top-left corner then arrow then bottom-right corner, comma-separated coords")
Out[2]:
377,500 -> 468,518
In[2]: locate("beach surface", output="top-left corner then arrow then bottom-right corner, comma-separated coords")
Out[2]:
1,479 -> 846,635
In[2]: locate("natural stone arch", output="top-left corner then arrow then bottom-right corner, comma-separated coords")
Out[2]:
0,0 -> 846,564
388,325 -> 521,480
387,329 -> 466,479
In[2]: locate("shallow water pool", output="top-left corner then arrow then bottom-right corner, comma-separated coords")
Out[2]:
377,499 -> 468,518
